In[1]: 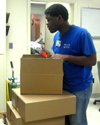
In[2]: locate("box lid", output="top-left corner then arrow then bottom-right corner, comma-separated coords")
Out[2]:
12,88 -> 75,103
7,101 -> 21,119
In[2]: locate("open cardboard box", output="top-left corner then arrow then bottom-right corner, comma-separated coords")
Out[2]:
12,88 -> 76,122
20,54 -> 63,95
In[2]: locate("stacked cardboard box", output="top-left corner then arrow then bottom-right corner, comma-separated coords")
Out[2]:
6,54 -> 76,125
20,54 -> 64,95
6,88 -> 76,125
6,118 -> 10,125
6,101 -> 65,125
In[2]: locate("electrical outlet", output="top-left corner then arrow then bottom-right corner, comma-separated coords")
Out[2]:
9,43 -> 13,49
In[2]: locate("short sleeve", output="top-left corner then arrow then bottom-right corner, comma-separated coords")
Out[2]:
80,32 -> 96,56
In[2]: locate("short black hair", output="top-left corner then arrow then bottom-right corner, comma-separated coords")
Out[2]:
45,4 -> 69,21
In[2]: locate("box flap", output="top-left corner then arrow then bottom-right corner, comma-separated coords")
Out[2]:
21,55 -> 63,74
21,54 -> 51,59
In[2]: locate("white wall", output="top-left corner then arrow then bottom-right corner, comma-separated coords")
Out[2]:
31,4 -> 45,15
6,0 -> 30,77
0,0 -> 6,112
6,0 -> 100,94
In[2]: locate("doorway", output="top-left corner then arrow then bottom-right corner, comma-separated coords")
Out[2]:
31,3 -> 46,54
35,19 -> 40,40
31,15 -> 40,41
31,3 -> 46,42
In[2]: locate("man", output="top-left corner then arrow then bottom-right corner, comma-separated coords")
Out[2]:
44,4 -> 96,125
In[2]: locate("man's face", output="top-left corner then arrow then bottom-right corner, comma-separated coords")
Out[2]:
45,14 -> 59,33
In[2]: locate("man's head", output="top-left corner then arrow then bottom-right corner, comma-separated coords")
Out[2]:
44,4 -> 69,33
45,4 -> 69,21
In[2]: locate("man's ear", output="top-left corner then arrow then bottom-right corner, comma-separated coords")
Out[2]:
58,15 -> 63,21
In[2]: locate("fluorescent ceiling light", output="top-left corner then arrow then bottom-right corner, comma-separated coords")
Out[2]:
30,1 -> 46,4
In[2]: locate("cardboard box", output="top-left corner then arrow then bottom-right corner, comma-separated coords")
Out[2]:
12,88 -> 76,122
7,101 -> 65,125
6,118 -> 11,125
7,116 -> 65,125
20,54 -> 63,94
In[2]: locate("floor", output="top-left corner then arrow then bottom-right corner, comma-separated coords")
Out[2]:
0,97 -> 100,125
87,97 -> 100,125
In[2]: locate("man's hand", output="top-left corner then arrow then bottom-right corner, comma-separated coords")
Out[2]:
41,46 -> 51,55
51,54 -> 67,61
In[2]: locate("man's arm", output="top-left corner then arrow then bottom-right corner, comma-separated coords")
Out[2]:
51,53 -> 96,66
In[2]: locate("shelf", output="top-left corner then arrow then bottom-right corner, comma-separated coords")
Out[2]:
6,13 -> 10,23
6,26 -> 10,36
6,13 -> 10,36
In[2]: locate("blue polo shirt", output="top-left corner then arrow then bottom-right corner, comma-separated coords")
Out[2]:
51,25 -> 96,92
